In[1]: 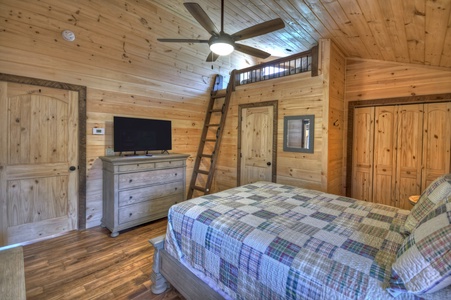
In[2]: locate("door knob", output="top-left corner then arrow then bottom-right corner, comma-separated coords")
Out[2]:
267,162 -> 271,166
69,166 -> 77,171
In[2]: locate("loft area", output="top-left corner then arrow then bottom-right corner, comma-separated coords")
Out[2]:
233,45 -> 319,87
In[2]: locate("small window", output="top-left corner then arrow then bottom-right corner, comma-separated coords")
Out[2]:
283,115 -> 314,153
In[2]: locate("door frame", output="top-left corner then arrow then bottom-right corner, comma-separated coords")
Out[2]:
0,73 -> 87,230
346,93 -> 451,197
237,100 -> 278,185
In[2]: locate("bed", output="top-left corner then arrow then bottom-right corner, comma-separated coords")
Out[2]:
150,176 -> 451,299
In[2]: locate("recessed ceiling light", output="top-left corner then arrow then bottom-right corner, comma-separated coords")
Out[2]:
62,30 -> 75,42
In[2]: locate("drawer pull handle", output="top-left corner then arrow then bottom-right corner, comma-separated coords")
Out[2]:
129,213 -> 133,217
175,188 -> 178,191
129,196 -> 133,200
175,173 -> 178,176
129,179 -> 133,183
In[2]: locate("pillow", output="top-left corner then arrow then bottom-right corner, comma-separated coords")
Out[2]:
403,173 -> 451,234
388,195 -> 451,296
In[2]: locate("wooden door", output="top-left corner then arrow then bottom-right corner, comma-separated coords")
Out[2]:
0,82 -> 79,246
351,107 -> 374,202
422,102 -> 451,190
240,105 -> 274,185
373,106 -> 398,206
395,104 -> 424,209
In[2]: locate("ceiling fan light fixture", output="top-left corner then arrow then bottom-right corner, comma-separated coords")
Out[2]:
210,42 -> 234,56
209,35 -> 234,56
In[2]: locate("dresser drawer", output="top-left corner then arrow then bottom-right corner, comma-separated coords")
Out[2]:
155,160 -> 185,169
118,167 -> 184,189
118,194 -> 182,225
118,162 -> 155,172
118,181 -> 183,207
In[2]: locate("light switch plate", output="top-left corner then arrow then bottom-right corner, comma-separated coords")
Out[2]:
92,128 -> 105,135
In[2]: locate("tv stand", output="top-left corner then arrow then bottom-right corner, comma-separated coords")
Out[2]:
161,150 -> 170,154
99,153 -> 189,237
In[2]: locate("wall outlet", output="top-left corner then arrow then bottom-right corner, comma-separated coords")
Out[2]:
105,147 -> 115,156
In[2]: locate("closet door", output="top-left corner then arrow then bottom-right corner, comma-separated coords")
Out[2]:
422,102 -> 451,189
351,107 -> 374,202
395,104 -> 424,209
373,106 -> 398,207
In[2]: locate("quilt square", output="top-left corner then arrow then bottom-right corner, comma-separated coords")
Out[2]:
286,268 -> 323,300
238,243 -> 262,279
265,237 -> 302,266
197,209 -> 221,225
303,236 -> 338,259
219,259 -> 239,292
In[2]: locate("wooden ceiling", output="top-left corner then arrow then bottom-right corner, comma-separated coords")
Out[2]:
155,0 -> 451,68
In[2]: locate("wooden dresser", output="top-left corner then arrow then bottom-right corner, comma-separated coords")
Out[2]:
100,154 -> 189,237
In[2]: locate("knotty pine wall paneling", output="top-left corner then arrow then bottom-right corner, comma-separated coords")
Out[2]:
0,0 -> 254,228
212,39 -> 346,194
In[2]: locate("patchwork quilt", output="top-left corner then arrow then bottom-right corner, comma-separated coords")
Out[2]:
164,181 -> 416,299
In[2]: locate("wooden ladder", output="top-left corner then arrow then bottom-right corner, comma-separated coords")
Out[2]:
187,73 -> 234,199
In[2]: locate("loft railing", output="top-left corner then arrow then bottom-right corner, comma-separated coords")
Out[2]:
233,45 -> 318,88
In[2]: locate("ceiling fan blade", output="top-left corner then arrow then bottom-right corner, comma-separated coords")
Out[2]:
231,18 -> 285,41
157,38 -> 209,43
235,43 -> 271,59
206,52 -> 220,62
184,2 -> 219,36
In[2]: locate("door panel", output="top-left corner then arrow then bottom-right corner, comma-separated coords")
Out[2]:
240,106 -> 274,185
351,107 -> 374,202
373,106 -> 397,206
422,102 -> 451,189
396,104 -> 423,209
0,82 -> 78,246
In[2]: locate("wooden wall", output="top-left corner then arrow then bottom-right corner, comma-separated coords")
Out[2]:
212,39 -> 346,194
346,59 -> 451,101
0,0 -> 253,228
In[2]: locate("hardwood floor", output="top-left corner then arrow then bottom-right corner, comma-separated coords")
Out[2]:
23,218 -> 184,300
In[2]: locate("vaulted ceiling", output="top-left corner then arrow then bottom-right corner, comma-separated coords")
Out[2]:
156,0 -> 451,68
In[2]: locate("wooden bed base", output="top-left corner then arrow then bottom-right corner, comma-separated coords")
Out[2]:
149,235 -> 224,300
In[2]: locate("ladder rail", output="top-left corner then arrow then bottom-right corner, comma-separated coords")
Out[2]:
187,71 -> 235,199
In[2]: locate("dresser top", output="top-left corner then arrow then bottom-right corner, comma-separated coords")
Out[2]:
99,153 -> 190,165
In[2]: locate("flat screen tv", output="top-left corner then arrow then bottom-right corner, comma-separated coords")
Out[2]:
113,116 -> 172,153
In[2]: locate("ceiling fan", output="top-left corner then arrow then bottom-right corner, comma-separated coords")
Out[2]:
157,0 -> 285,62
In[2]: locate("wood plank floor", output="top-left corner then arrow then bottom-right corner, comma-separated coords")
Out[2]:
22,218 -> 184,300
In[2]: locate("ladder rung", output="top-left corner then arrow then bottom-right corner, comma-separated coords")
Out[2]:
211,91 -> 226,98
209,109 -> 222,113
197,170 -> 209,175
200,154 -> 213,158
203,138 -> 217,142
206,123 -> 220,127
192,186 -> 207,192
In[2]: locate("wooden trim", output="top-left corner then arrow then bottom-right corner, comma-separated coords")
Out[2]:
346,93 -> 451,197
237,100 -> 278,186
0,73 -> 87,229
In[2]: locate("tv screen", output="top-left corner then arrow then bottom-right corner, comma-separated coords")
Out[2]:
113,116 -> 172,153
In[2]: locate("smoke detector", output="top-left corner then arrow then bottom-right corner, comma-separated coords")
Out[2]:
61,30 -> 75,42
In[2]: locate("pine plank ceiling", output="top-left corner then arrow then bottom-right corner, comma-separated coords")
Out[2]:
156,0 -> 451,68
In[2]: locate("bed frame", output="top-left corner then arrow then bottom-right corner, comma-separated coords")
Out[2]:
149,235 -> 224,300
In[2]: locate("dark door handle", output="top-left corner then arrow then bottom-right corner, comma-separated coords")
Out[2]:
69,166 -> 77,171
267,162 -> 271,166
